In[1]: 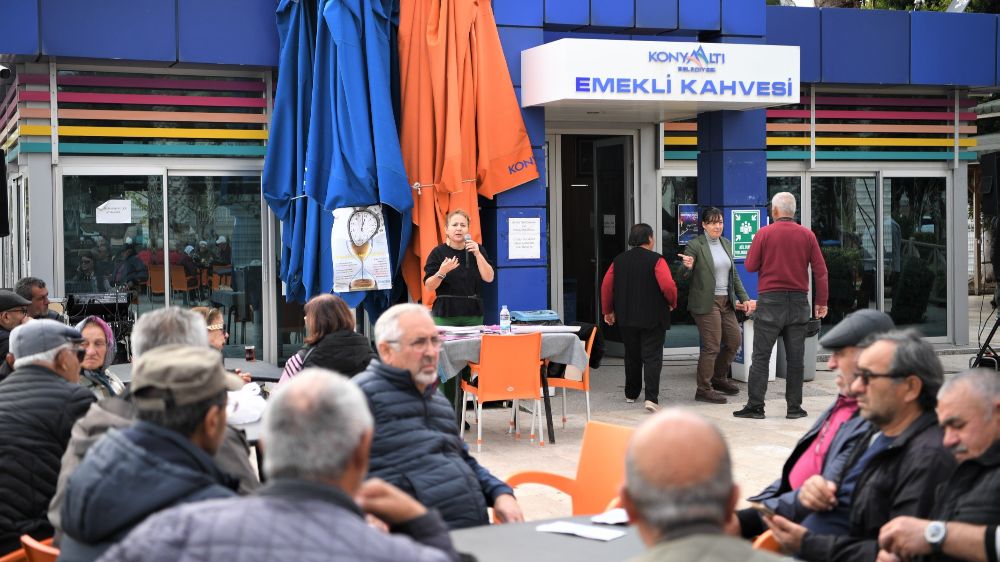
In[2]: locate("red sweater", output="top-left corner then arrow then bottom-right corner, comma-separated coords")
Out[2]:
745,219 -> 828,306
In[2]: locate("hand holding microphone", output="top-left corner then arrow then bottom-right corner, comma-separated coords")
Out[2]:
463,233 -> 476,268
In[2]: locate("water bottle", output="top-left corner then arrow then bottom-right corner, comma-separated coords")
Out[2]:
499,305 -> 511,335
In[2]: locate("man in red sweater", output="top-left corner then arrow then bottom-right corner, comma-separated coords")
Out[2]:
734,192 -> 828,420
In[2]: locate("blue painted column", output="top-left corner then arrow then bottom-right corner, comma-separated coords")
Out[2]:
696,0 -> 769,298
481,2 -> 547,323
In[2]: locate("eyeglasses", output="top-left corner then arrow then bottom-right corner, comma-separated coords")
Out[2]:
389,336 -> 443,351
857,369 -> 911,385
7,307 -> 28,316
62,346 -> 86,362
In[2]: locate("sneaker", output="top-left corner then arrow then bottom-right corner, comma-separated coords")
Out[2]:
695,390 -> 728,404
711,379 -> 740,396
786,407 -> 808,420
644,400 -> 660,413
733,404 -> 765,419
625,397 -> 636,404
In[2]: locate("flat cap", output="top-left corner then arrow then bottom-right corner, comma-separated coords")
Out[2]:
10,319 -> 83,358
132,345 -> 242,411
0,290 -> 30,312
819,309 -> 895,350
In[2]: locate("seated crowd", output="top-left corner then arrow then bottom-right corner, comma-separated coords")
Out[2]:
0,290 -> 996,562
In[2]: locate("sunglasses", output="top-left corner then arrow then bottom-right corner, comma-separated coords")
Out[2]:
857,369 -> 911,385
63,346 -> 86,362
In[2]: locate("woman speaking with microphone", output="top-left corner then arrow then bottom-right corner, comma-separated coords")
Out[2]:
424,209 -> 495,327
679,207 -> 755,404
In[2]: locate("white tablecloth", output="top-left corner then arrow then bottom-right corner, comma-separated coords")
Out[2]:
437,333 -> 588,381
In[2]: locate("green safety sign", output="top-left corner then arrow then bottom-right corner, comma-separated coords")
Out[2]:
730,210 -> 760,260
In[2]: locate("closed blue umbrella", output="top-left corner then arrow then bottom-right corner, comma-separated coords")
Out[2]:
262,0 -> 319,302
302,0 -> 411,309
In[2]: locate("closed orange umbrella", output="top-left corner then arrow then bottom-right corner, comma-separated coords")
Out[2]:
398,0 -> 538,305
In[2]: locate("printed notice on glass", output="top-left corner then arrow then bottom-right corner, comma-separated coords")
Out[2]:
331,204 -> 392,293
508,217 -> 541,260
96,200 -> 132,224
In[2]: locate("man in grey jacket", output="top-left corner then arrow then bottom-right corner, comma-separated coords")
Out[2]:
96,369 -> 459,562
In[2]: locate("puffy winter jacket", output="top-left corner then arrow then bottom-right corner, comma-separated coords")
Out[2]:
300,329 -> 376,377
353,360 -> 513,529
0,365 -> 95,554
58,421 -> 237,562
798,412 -> 957,562
93,479 -> 459,562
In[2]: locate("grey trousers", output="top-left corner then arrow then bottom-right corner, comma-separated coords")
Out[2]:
747,291 -> 810,409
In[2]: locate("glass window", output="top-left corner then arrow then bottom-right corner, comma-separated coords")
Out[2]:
811,176 -> 878,333
167,175 -> 264,358
883,177 -> 947,337
63,175 -> 160,316
661,175 -> 698,348
767,176 -> 802,223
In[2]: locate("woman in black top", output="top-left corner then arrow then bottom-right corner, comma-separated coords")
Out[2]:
423,209 -> 495,326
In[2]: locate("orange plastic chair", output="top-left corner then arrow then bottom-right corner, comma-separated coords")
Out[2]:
169,265 -> 197,305
752,530 -> 782,552
0,545 -> 27,562
547,326 -> 597,426
460,333 -> 543,452
147,264 -> 165,299
19,536 -> 57,562
506,420 -> 634,516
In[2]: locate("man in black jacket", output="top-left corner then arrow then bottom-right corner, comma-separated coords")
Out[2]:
765,329 -> 956,562
877,369 -> 999,562
354,303 -> 523,529
58,345 -> 239,562
0,290 -> 32,381
600,223 -> 678,412
0,320 -> 94,554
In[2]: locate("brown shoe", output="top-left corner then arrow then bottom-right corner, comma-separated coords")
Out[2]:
712,379 -> 740,396
695,390 -> 728,404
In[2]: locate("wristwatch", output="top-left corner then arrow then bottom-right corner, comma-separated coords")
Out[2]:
925,521 -> 947,554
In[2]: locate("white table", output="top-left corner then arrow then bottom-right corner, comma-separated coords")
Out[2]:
107,357 -> 282,384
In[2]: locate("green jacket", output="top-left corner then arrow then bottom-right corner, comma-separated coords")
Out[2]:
681,234 -> 749,315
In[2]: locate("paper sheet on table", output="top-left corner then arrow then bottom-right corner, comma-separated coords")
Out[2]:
590,508 -> 629,525
535,521 -> 627,541
511,325 -> 580,333
437,325 -> 483,335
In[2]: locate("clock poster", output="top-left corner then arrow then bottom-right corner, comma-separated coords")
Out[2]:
331,204 -> 393,292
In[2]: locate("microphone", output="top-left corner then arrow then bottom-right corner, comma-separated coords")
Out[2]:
464,234 -> 472,269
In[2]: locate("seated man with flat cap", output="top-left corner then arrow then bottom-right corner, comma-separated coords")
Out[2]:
734,309 -> 895,539
58,345 -> 242,562
0,289 -> 32,381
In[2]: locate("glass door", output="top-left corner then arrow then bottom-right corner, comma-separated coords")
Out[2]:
593,137 -> 633,344
809,174 -> 878,331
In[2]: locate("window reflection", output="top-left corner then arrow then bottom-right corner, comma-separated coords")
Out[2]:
661,176 -> 698,348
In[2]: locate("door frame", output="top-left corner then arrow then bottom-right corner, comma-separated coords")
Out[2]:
547,128 -> 641,324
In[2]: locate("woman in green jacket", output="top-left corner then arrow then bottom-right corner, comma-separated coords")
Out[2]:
678,207 -> 755,404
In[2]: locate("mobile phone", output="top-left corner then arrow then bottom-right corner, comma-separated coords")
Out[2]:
749,502 -> 776,518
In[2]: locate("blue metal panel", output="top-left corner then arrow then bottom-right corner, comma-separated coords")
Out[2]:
498,26 -> 543,88
493,207 -> 548,267
635,0 -> 677,33
493,0 -> 543,27
910,11 -> 996,87
0,0 -> 39,56
721,0 -> 764,37
41,0 -> 176,61
497,149 -> 546,207
543,30 -> 613,43
679,0 -> 720,32
822,8 -> 909,85
178,0 -> 279,66
482,267 -> 549,324
544,0 -> 589,29
698,110 -> 766,152
590,0 -> 634,30
766,6 -> 820,83
513,90 -> 546,148
719,151 -> 767,207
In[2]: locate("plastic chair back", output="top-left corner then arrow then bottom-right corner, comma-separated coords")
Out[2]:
147,264 -> 165,296
473,333 -> 542,403
752,530 -> 782,552
0,546 -> 27,562
19,536 -> 57,562
572,421 -> 634,515
169,265 -> 194,291
549,326 -> 596,392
